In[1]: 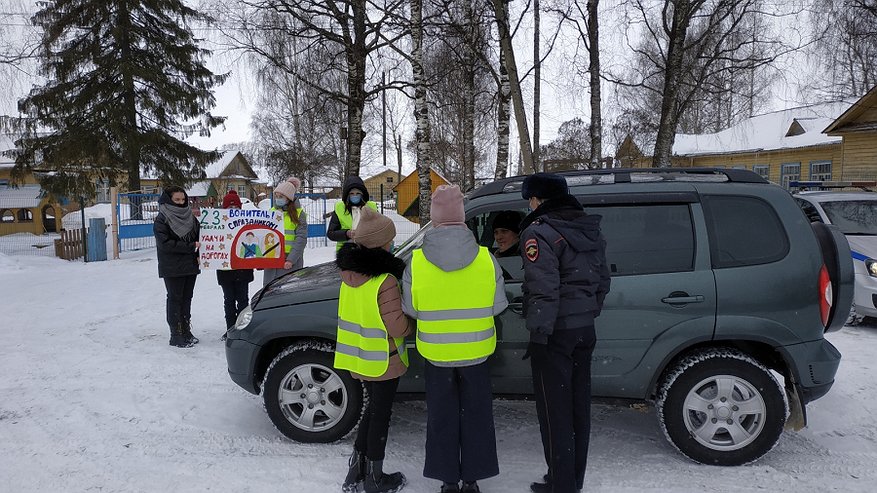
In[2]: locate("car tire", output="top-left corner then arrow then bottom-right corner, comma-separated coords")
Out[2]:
656,348 -> 788,466
262,342 -> 364,443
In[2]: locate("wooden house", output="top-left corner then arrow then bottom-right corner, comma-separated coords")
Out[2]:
823,84 -> 877,180
393,168 -> 451,223
362,169 -> 401,202
616,99 -> 867,188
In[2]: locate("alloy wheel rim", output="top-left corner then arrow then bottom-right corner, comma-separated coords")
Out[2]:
277,363 -> 348,432
682,374 -> 767,451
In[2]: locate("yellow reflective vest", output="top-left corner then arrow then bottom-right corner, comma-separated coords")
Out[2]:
410,247 -> 497,363
272,206 -> 304,254
335,273 -> 409,377
334,201 -> 379,250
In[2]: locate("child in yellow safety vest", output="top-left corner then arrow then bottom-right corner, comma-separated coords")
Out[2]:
402,185 -> 508,493
263,177 -> 308,287
334,206 -> 414,493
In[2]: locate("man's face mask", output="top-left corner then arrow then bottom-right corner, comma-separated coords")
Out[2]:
349,193 -> 362,205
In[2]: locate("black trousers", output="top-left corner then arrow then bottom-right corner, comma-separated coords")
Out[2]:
355,377 -> 400,461
164,275 -> 197,329
220,280 -> 249,328
423,361 -> 499,483
530,327 -> 595,493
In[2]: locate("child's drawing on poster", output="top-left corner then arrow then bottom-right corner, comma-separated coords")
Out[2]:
198,208 -> 285,270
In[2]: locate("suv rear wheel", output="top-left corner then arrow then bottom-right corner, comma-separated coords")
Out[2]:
657,348 -> 788,465
262,343 -> 364,443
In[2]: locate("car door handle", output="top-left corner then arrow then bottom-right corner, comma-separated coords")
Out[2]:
661,294 -> 705,304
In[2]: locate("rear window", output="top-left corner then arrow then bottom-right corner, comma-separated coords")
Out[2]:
702,195 -> 789,268
585,204 -> 695,276
820,200 -> 877,235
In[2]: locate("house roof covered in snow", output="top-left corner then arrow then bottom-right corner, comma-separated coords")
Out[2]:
186,181 -> 211,197
0,185 -> 45,208
0,133 -> 16,169
824,85 -> 877,135
672,101 -> 854,157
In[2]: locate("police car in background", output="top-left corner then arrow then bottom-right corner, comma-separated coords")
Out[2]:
793,181 -> 877,324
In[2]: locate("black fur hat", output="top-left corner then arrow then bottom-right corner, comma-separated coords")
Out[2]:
521,172 -> 569,200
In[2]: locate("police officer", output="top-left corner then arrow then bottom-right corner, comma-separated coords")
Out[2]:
402,185 -> 508,493
519,173 -> 610,493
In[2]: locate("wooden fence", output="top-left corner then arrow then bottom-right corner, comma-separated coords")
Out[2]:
54,229 -> 85,260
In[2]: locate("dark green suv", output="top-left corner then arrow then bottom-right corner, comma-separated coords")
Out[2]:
225,168 -> 852,466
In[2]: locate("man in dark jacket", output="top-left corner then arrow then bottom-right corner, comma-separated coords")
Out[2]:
519,173 -> 610,493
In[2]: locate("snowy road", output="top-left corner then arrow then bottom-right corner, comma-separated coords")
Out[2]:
1,249 -> 876,492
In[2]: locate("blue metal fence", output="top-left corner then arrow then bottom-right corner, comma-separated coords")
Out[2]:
116,192 -> 330,253
117,193 -> 161,252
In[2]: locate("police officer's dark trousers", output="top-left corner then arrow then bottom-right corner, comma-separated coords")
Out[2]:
530,326 -> 595,493
354,377 -> 400,461
423,360 -> 499,483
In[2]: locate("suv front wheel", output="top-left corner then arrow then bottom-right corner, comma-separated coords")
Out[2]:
262,343 -> 364,443
657,348 -> 788,465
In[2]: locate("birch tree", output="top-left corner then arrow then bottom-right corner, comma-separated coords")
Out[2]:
616,0 -> 795,167
214,0 -> 408,178
811,0 -> 877,98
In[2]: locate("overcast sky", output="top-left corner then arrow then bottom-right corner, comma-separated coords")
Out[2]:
0,0 -> 827,178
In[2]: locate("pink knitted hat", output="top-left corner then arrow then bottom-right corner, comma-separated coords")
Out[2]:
274,177 -> 301,201
430,185 -> 465,226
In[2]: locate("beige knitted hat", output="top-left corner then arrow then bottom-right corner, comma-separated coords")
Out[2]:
353,207 -> 396,249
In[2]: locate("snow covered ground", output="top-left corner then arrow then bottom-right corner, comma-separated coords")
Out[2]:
2,247 -> 876,492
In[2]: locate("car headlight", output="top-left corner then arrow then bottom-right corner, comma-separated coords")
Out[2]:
866,259 -> 877,277
233,306 -> 253,330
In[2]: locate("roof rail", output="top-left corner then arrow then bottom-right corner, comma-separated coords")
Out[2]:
469,167 -> 768,199
789,180 -> 877,192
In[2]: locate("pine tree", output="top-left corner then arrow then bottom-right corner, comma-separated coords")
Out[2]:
13,0 -> 227,199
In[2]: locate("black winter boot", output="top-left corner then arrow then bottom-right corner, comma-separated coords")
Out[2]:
364,460 -> 406,493
169,323 -> 194,348
460,481 -> 480,493
182,319 -> 199,345
440,482 -> 461,493
342,449 -> 367,492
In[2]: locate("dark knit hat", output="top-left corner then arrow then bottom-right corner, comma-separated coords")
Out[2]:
492,210 -> 523,234
521,173 -> 569,200
353,206 -> 396,249
222,190 -> 242,208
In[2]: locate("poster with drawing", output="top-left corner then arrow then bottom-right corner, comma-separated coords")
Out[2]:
198,208 -> 285,270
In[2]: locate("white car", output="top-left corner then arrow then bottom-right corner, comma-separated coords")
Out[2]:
795,191 -> 877,322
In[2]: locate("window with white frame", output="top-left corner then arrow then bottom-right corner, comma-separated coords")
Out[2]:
237,184 -> 246,195
752,165 -> 769,180
810,161 -> 832,181
781,163 -> 801,188
95,179 -> 110,203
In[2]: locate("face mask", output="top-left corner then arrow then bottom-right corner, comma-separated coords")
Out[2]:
275,197 -> 288,207
349,195 -> 362,205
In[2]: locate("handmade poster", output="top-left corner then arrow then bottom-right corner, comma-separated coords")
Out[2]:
198,208 -> 285,270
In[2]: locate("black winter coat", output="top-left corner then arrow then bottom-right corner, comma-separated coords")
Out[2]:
154,205 -> 201,279
519,195 -> 611,343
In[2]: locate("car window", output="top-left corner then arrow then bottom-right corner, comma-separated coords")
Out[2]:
819,200 -> 877,235
794,198 -> 823,223
584,203 -> 695,276
467,209 -> 527,281
702,195 -> 789,268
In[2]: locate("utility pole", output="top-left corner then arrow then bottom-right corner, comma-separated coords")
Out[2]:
382,71 -> 387,170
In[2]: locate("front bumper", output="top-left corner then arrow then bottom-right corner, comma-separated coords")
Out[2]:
781,338 -> 842,404
225,337 -> 261,395
853,272 -> 877,317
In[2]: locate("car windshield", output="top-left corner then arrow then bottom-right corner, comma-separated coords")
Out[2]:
820,200 -> 877,235
394,221 -> 432,258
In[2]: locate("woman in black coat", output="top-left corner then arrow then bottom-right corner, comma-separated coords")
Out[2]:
153,186 -> 201,348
